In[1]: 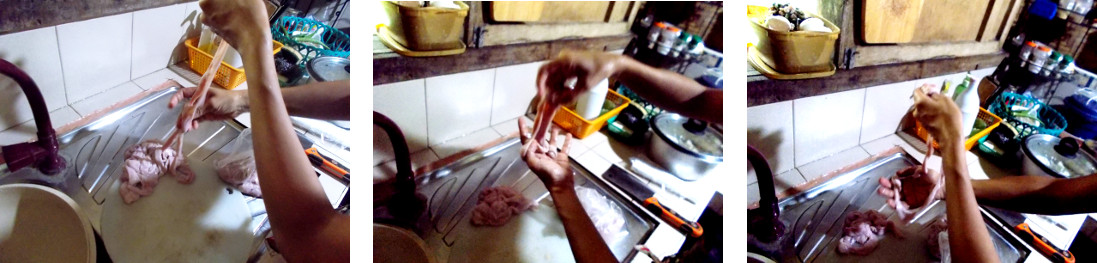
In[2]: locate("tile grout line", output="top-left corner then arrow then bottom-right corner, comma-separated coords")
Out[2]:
53,26 -> 71,110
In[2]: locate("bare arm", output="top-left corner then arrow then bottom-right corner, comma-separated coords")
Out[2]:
538,51 -> 721,125
266,79 -> 350,120
614,57 -> 722,124
973,174 -> 1097,215
939,138 -> 999,262
199,0 -> 348,261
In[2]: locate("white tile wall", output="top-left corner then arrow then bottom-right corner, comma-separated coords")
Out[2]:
860,80 -> 920,144
0,106 -> 82,145
57,12 -> 134,104
131,4 -> 190,78
70,82 -> 144,116
133,68 -> 195,90
374,79 -> 429,153
746,100 -> 795,175
430,127 -> 503,159
425,68 -> 496,145
793,88 -> 866,167
490,61 -> 542,125
0,27 -> 67,132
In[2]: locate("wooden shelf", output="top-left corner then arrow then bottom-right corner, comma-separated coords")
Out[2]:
747,52 -> 1007,107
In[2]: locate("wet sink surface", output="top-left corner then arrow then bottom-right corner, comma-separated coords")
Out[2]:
751,152 -> 1030,263
0,88 -> 272,261
412,138 -> 657,263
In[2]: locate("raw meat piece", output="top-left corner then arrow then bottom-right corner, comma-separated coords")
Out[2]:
120,141 -> 194,204
216,157 -> 262,197
836,210 -> 901,255
926,218 -> 949,259
470,186 -> 535,227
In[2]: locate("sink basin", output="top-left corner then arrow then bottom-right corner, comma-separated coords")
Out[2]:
0,88 -> 307,261
411,138 -> 657,262
0,183 -> 95,263
748,152 -> 1031,262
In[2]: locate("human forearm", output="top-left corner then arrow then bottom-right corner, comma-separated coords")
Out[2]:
238,36 -> 340,258
613,57 -> 721,124
276,80 -> 350,120
549,187 -> 616,263
973,174 -> 1097,215
939,139 -> 998,262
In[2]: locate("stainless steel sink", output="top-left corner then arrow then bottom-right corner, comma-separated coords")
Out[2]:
748,152 -> 1031,262
0,88 -> 280,261
411,138 -> 657,262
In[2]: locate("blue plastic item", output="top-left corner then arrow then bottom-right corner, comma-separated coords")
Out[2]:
988,92 -> 1068,137
271,16 -> 350,66
1029,0 -> 1058,20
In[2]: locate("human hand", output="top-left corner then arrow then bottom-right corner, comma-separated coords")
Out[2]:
536,50 -> 624,106
198,0 -> 271,50
168,86 -> 248,131
518,118 -> 574,193
878,165 -> 945,212
912,84 -> 964,144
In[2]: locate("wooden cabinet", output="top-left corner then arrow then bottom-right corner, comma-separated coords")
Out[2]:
466,1 -> 642,47
826,0 -> 1025,68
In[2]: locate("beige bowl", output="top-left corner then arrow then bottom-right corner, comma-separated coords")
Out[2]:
374,224 -> 434,263
0,184 -> 95,263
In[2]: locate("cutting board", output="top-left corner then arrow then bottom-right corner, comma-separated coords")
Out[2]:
911,0 -> 992,42
100,160 -> 256,263
862,0 -> 927,43
491,1 -> 545,22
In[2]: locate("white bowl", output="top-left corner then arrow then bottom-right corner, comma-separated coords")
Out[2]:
0,184 -> 95,263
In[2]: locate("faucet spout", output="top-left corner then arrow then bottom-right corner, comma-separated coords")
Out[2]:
747,146 -> 784,243
0,59 -> 65,175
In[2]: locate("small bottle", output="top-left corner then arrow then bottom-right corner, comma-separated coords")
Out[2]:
955,75 -> 981,138
647,22 -> 665,49
575,78 -> 610,120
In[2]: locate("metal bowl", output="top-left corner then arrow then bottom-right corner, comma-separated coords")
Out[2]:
646,113 -> 723,181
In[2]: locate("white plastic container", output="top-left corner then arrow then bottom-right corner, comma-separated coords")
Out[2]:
955,75 -> 981,138
575,78 -> 610,120
197,26 -> 215,52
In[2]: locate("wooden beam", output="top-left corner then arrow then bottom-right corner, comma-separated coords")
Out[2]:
482,22 -> 630,46
374,35 -> 631,85
1,0 -> 189,35
748,52 -> 1007,107
854,41 -> 1003,67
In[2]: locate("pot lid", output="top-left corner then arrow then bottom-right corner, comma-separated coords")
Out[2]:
651,113 -> 723,160
307,56 -> 350,82
1023,134 -> 1097,178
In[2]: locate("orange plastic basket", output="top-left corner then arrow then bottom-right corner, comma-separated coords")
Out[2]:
553,89 -> 631,139
915,107 -> 1002,151
184,38 -> 283,90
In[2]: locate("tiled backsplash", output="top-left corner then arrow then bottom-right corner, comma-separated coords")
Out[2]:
0,1 -> 199,133
747,67 -> 997,187
373,61 -> 547,166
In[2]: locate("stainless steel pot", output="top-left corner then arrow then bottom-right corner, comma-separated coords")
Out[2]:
646,113 -> 723,181
307,56 -> 350,83
1020,134 -> 1097,178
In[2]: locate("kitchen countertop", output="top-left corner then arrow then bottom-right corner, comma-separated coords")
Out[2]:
796,133 -> 1086,263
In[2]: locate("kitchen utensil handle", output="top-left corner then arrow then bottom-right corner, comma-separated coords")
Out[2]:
643,197 -> 702,238
1016,223 -> 1075,263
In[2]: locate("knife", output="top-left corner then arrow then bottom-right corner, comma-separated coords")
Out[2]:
604,164 -> 703,238
987,207 -> 1075,263
305,147 -> 350,185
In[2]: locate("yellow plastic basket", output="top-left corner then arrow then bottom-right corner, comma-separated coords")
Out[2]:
915,107 -> 1002,151
184,38 -> 283,90
553,89 -> 631,139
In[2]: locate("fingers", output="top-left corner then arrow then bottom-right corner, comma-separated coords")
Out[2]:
168,87 -> 198,109
878,177 -> 893,188
518,118 -> 532,144
560,133 -> 573,156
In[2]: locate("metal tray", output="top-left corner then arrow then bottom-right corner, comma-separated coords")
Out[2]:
413,138 -> 657,263
764,152 -> 1029,262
